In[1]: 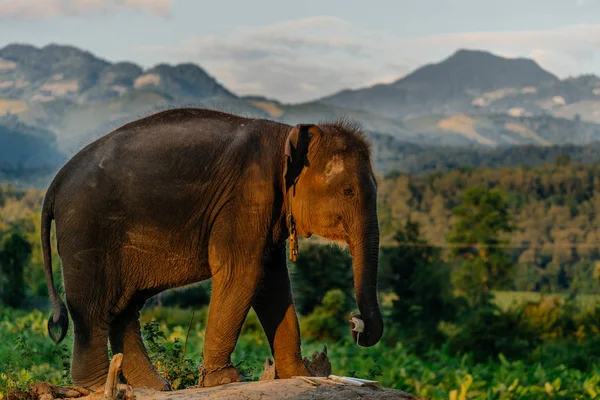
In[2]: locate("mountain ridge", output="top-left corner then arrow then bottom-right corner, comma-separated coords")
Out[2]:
0,43 -> 235,104
319,49 -> 566,119
1,42 -> 600,161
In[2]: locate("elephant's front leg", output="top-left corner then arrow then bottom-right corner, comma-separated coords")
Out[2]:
199,247 -> 263,387
252,244 -> 311,378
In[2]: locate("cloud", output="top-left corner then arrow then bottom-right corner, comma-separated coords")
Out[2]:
139,16 -> 406,103
139,17 -> 600,103
0,0 -> 173,19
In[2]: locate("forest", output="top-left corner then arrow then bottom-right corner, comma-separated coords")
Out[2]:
1,159 -> 600,399
371,134 -> 600,175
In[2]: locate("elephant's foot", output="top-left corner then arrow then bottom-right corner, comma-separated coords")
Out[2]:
198,364 -> 244,388
71,376 -> 108,392
259,354 -> 321,381
71,366 -> 109,392
125,371 -> 172,391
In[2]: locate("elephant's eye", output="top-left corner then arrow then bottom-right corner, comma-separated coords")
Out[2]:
343,187 -> 356,198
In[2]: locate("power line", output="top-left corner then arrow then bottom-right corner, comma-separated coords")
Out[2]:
389,242 -> 600,249
306,238 -> 600,250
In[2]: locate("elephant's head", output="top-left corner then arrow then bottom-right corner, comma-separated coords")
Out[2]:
283,122 -> 383,347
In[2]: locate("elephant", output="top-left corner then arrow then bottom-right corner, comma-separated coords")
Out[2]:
41,108 -> 383,390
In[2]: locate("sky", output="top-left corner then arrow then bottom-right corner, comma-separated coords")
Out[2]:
0,0 -> 599,103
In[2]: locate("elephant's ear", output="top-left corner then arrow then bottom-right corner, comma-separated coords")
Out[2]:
284,124 -> 320,191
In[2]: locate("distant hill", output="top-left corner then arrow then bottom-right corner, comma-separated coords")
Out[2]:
399,49 -> 559,91
320,49 -> 562,119
0,115 -> 65,186
248,98 -> 409,138
16,90 -> 265,154
400,113 -> 600,147
0,44 -> 235,104
2,43 -> 600,186
319,49 -> 600,128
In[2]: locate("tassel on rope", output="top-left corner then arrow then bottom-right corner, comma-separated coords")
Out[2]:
288,214 -> 298,261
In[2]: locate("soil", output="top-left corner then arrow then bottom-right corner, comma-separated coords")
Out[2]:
8,380 -> 422,400
133,379 -> 421,400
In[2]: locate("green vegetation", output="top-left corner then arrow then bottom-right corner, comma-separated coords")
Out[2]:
446,187 -> 514,304
2,161 -> 600,399
379,161 -> 600,294
2,301 -> 600,399
494,291 -> 600,312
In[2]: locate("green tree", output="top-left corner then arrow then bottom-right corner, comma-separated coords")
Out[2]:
0,231 -> 32,308
290,243 -> 354,315
379,219 -> 457,346
447,187 -> 514,306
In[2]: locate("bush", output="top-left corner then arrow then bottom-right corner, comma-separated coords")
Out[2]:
0,308 -> 71,397
443,296 -> 600,368
300,289 -> 349,343
142,320 -> 199,390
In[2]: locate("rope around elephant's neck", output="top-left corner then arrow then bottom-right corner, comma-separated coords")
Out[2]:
287,169 -> 299,262
285,127 -> 312,262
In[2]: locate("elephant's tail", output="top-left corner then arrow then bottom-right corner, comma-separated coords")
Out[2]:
42,192 -> 68,343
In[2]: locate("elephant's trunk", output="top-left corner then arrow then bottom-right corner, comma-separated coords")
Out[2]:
349,213 -> 383,347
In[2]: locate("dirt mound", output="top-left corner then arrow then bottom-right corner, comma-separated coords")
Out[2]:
135,379 -> 420,400
7,380 -> 420,400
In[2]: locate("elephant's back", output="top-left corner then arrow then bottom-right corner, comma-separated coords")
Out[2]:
49,108 -> 275,235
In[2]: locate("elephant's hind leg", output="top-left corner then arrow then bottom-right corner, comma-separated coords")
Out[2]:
109,299 -> 172,391
65,286 -> 111,389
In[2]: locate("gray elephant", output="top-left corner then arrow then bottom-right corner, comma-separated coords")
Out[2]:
42,108 -> 383,390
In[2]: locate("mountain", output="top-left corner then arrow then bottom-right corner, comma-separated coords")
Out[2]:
2,43 -> 600,180
400,113 -> 600,147
320,49 -> 561,119
247,98 -> 409,137
0,43 -> 235,104
399,49 -> 558,92
141,63 -> 235,100
14,91 -> 266,154
0,115 -> 65,186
